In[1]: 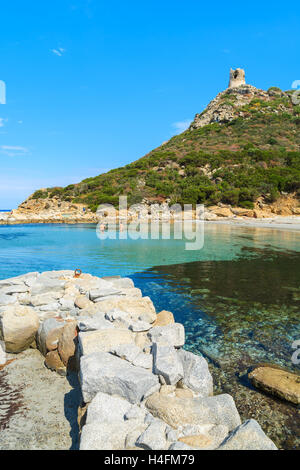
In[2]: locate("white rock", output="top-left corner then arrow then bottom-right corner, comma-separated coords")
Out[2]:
153,343 -> 184,385
124,404 -> 147,421
218,419 -> 277,450
78,329 -> 135,356
0,272 -> 39,288
0,294 -> 17,306
59,297 -> 75,311
107,277 -> 134,289
125,423 -> 148,449
80,421 -> 136,450
0,340 -> 6,365
29,293 -> 61,307
166,428 -> 179,443
148,323 -> 185,348
86,392 -> 132,424
30,278 -> 65,296
97,297 -> 157,324
77,313 -> 114,332
136,419 -> 168,450
112,343 -> 141,363
89,287 -> 122,301
169,441 -> 195,450
38,302 -> 61,312
177,349 -> 213,396
80,352 -> 160,403
0,284 -> 28,295
129,320 -> 152,332
132,352 -> 153,370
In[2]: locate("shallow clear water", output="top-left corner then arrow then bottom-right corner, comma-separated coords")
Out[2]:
0,222 -> 299,448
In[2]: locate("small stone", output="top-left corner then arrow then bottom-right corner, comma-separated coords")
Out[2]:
148,323 -> 185,348
136,419 -> 167,450
58,321 -> 78,370
75,295 -> 93,310
153,343 -> 184,385
153,310 -> 175,327
45,350 -> 66,376
124,405 -> 146,421
132,352 -> 153,370
77,313 -> 113,332
85,392 -> 132,424
59,296 -> 75,311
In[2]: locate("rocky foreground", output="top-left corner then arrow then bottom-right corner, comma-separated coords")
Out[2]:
0,270 -> 280,450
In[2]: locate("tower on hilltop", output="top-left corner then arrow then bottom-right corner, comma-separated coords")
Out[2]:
228,68 -> 246,88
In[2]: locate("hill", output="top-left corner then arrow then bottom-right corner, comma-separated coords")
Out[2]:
23,70 -> 300,214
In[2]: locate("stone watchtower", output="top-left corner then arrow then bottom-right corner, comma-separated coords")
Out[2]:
228,68 -> 246,88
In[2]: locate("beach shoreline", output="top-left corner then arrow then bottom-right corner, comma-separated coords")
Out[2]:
1,215 -> 300,232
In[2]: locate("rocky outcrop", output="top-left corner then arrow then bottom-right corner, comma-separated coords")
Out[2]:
249,366 -> 300,405
0,270 -> 279,450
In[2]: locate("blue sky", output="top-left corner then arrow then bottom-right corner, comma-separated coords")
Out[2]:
0,0 -> 300,208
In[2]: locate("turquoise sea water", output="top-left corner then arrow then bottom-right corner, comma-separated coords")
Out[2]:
0,222 -> 299,448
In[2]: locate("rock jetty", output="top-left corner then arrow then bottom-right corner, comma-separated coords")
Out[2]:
0,270 -> 278,450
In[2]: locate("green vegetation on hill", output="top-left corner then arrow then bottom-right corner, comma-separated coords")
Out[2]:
31,87 -> 300,211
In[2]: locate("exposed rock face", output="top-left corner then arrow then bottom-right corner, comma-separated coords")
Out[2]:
248,366 -> 300,405
190,84 -> 268,129
0,305 -> 39,352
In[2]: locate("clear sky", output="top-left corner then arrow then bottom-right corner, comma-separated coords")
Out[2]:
1,0 -> 300,208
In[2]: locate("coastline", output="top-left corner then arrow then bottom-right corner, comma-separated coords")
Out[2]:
1,215 -> 300,231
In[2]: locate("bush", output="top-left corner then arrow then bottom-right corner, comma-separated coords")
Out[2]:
31,190 -> 48,199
